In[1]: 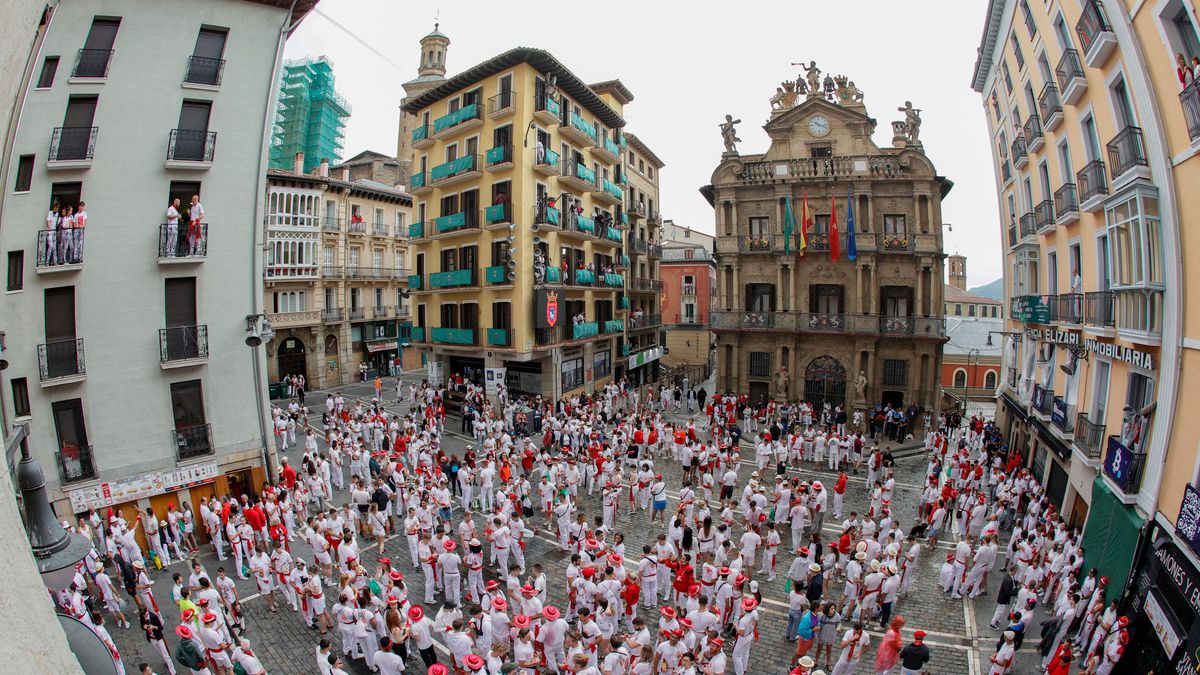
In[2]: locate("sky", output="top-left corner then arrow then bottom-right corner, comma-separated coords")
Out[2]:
284,0 -> 1003,288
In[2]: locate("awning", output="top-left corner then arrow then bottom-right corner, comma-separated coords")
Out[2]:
1081,476 -> 1144,598
366,340 -> 396,353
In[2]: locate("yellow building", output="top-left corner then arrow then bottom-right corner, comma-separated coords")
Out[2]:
400,44 -> 663,398
972,1 -> 1200,661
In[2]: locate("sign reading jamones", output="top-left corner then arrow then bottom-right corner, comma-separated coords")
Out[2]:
1085,339 -> 1155,370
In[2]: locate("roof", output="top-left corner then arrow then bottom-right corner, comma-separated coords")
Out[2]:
970,0 -> 1007,92
336,150 -> 399,167
588,79 -> 635,105
266,168 -> 412,205
944,284 -> 1002,305
943,317 -> 1005,357
626,132 -> 665,169
243,0 -> 319,28
424,26 -> 450,41
401,47 -> 625,128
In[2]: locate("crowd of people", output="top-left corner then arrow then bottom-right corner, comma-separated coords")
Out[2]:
50,371 -> 1132,675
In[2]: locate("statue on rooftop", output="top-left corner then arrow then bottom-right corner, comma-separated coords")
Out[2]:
719,114 -> 742,154
898,100 -> 923,144
792,60 -> 822,99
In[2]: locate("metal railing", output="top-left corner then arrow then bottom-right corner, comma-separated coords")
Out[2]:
159,223 -> 207,258
1073,414 -> 1105,460
38,338 -> 85,381
50,126 -> 97,161
1106,126 -> 1148,180
1077,159 -> 1108,203
736,154 -> 902,181
487,90 -> 515,114
1032,384 -> 1053,417
37,229 -> 84,267
1076,0 -> 1113,57
159,325 -> 209,363
486,144 -> 513,167
1104,435 -> 1145,495
72,49 -> 113,78
1018,213 -> 1037,239
1039,83 -> 1062,122
1001,159 -> 1012,183
372,221 -> 389,236
174,423 -> 214,461
184,55 -> 225,85
1010,134 -> 1028,161
373,305 -> 390,318
1182,79 -> 1200,141
1055,49 -> 1085,93
1084,290 -> 1115,327
167,129 -> 217,162
322,308 -> 343,322
349,307 -> 365,320
877,233 -> 913,253
1023,114 -> 1043,145
322,217 -> 343,232
1034,199 -> 1054,231
56,446 -> 96,483
1054,183 -> 1078,219
711,311 -> 945,337
634,278 -> 664,292
1056,293 -> 1083,324
628,313 -> 661,329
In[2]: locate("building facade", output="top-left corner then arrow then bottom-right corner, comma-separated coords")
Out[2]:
661,240 -> 716,373
705,70 -> 950,410
943,253 -> 1005,319
941,316 -> 1004,408
972,1 -> 1200,670
617,126 -> 666,384
0,0 -> 315,521
399,42 -> 666,399
264,157 -> 416,390
268,55 -> 350,173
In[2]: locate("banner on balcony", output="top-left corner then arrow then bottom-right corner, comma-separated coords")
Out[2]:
1051,397 -> 1067,428
536,290 -> 559,328
68,461 -> 218,513
1104,435 -> 1137,491
1014,295 -> 1050,323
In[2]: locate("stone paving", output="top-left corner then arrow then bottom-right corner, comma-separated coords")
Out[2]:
109,374 -> 1051,674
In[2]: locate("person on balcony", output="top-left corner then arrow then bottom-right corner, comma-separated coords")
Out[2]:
44,200 -> 59,264
1178,53 -> 1195,87
188,195 -> 205,256
74,201 -> 87,263
166,198 -> 182,257
59,204 -> 75,265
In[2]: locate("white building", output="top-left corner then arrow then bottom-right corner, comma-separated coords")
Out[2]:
0,0 -> 317,520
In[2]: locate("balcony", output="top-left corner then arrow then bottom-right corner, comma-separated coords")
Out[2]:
1032,385 -> 1054,418
1106,126 -> 1150,187
396,304 -> 411,318
1181,79 -> 1200,141
432,102 -> 482,138
429,154 -> 482,188
1012,294 -> 1051,323
345,266 -> 392,281
347,218 -> 367,235
1076,0 -> 1118,67
1034,199 -> 1055,234
372,221 -> 389,237
712,310 -> 794,331
681,283 -> 696,295
603,320 -> 625,334
602,226 -> 624,245
879,315 -> 915,335
629,313 -> 662,329
56,445 -> 97,484
47,126 -> 97,169
563,212 -> 596,238
429,268 -> 477,290
409,221 -> 425,238
174,423 -> 214,461
35,230 -> 84,273
629,236 -> 649,255
593,178 -> 623,207
1011,134 -> 1029,169
409,170 -> 429,195
322,308 -> 344,322
1051,395 -> 1075,436
535,326 -> 561,346
535,264 -> 561,285
487,328 -> 510,347
373,305 -> 391,319
1056,49 -> 1087,105
159,325 -> 209,367
165,129 -> 216,169
1073,413 -> 1105,462
594,136 -> 621,164
601,273 -> 625,288
877,233 -> 913,253
1055,293 -> 1083,324
432,327 -> 476,345
1103,435 -> 1145,501
803,312 -> 848,332
484,203 -> 511,226
266,310 -> 322,329
738,234 -> 775,253
349,307 -> 365,320
560,111 -> 598,146
1039,83 -> 1064,131
1115,288 -> 1163,343
533,92 -> 561,125
411,123 -> 432,149
572,322 -> 599,340
407,274 -> 422,290
533,148 -> 560,177
485,145 -> 513,172
486,90 -> 515,119
1001,159 -> 1013,185
634,278 -> 664,292
323,217 -> 343,232
560,161 -> 597,193
1084,290 -> 1115,328
535,205 -> 561,229
1023,114 -> 1044,153
1007,221 -> 1018,248
1054,183 -> 1079,225
485,265 -> 511,285
432,209 -> 480,236
1077,159 -> 1108,211
627,202 -> 647,221
1018,212 -> 1037,239
570,268 -> 595,286
72,48 -> 114,79
183,55 -> 225,87
37,338 -> 86,385
154,222 -> 207,264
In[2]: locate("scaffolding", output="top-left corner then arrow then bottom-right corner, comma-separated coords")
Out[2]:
269,56 -> 352,173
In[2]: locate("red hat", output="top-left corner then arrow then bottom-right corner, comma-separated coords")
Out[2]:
175,625 -> 194,639
718,566 -> 732,576
688,584 -> 701,597
655,473 -> 663,479
660,606 -> 677,618
427,665 -> 449,675
491,597 -> 507,612
181,608 -> 196,621
202,612 -> 218,624
543,606 -> 561,621
443,540 -> 457,552
197,597 -> 210,606
389,570 -> 404,581
485,580 -> 501,591
709,637 -> 725,648
584,538 -> 600,550
463,654 -> 485,671
812,481 -> 823,490
951,490 -> 959,498
408,606 -> 424,622
913,630 -> 927,641
608,553 -> 623,565
978,494 -> 987,503
799,547 -> 810,556
387,594 -> 400,604
679,617 -> 693,629
946,553 -> 955,562
521,584 -> 537,595
513,614 -> 531,629
378,557 -> 391,565
1117,616 -> 1129,627
1099,576 -> 1109,585
1119,630 -> 1129,643
741,597 -> 758,612
734,574 -> 748,585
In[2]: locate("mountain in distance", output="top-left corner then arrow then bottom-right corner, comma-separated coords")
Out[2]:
969,278 -> 1004,300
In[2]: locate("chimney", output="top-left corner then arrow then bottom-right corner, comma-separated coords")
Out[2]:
342,168 -> 350,182
293,151 -> 305,174
318,157 -> 329,178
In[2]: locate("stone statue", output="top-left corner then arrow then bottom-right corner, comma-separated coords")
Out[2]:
792,60 -> 822,99
834,75 -> 864,104
770,81 -> 799,111
898,100 -> 922,143
822,74 -> 836,101
719,114 -> 742,154
770,86 -> 786,111
777,366 -> 790,397
855,370 -> 868,399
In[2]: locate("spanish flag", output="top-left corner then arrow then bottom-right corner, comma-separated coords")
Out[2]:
800,193 -> 812,257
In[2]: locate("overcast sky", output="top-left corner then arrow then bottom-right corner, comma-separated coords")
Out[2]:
285,0 -> 1002,287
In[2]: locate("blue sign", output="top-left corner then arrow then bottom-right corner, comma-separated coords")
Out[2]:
1104,436 -> 1136,490
1051,397 -> 1067,428
1032,385 -> 1046,411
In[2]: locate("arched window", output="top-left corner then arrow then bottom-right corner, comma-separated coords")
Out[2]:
984,371 -> 998,389
953,369 -> 967,388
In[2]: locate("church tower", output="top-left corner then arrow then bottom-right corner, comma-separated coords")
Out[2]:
396,24 -> 450,182
948,253 -> 967,290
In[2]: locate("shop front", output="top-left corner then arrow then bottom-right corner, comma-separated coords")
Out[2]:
1080,475 -> 1143,599
362,321 -> 399,377
1119,513 -> 1200,674
1030,417 -> 1072,510
627,345 -> 663,387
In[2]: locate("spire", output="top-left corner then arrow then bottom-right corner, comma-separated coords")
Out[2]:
417,18 -> 450,78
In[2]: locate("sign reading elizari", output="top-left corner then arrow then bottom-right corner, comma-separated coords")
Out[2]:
1085,338 -> 1155,369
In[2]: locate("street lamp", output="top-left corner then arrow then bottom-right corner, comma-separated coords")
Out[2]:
246,314 -> 277,481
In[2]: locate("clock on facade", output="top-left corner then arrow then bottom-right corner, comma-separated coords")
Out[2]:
808,115 -> 830,137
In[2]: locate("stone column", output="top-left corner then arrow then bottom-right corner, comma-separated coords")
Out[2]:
732,266 -> 740,310
855,265 -> 864,314
777,266 -> 785,311
915,268 -> 924,317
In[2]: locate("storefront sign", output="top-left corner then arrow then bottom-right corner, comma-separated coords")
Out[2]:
366,340 -> 395,353
426,360 -> 444,386
1176,484 -> 1200,559
68,462 -> 219,513
1014,296 -> 1051,323
1025,328 -> 1080,345
485,367 -> 505,395
1104,436 -> 1137,490
1085,339 -> 1156,370
1144,593 -> 1182,657
627,346 -> 663,371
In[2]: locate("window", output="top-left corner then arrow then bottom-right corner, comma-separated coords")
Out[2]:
954,369 -> 967,388
991,306 -> 999,318
1002,62 -> 1013,92
1054,13 -> 1074,51
954,303 -> 962,315
748,216 -> 770,238
37,56 -> 58,88
882,359 -> 908,387
562,357 -> 584,391
1082,115 -> 1102,160
1037,53 -> 1053,85
1171,6 -> 1200,67
1057,139 -> 1074,182
10,378 -> 30,417
813,214 -> 830,235
1125,371 -> 1155,452
811,284 -> 844,314
6,251 -> 23,291
12,155 -> 33,193
968,304 -> 977,317
1091,359 -> 1111,421
75,18 -> 120,78
170,380 -> 210,457
1110,77 -> 1137,127
1021,0 -> 1036,37
748,352 -> 771,378
185,28 -> 227,85
683,302 -> 696,322
593,351 -> 611,379
883,214 -> 906,235
985,371 -> 998,388
1012,32 -> 1025,70
51,398 -> 88,460
1106,189 -> 1163,287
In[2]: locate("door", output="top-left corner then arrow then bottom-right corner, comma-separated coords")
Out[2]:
58,96 -> 98,160
498,74 -> 513,108
43,286 -> 78,378
78,18 -> 120,77
174,101 -> 212,161
164,277 -> 199,360
51,399 -> 90,480
170,379 -> 209,458
187,28 -> 227,85
276,336 -> 308,383
748,381 -> 770,407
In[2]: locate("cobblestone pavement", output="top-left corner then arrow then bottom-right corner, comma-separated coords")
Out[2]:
111,375 -> 1050,674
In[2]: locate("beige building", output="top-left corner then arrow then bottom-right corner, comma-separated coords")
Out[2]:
618,125 -> 667,384
661,219 -> 716,248
264,154 -> 415,390
943,254 -> 1004,319
705,70 -> 950,409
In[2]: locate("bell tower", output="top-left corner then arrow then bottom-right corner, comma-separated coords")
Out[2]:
397,22 -> 451,184
416,23 -> 450,80
948,253 -> 967,290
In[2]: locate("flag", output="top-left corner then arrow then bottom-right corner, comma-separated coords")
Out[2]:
799,193 -> 812,257
783,195 -> 795,255
829,195 -> 841,261
846,188 -> 858,261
